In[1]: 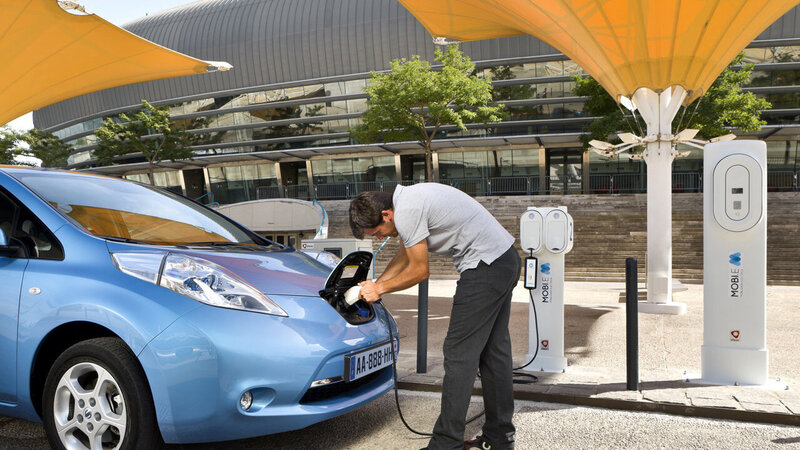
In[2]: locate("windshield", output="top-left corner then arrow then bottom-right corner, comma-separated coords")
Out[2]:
13,171 -> 259,246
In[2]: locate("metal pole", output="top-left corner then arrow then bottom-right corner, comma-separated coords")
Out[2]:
626,257 -> 639,391
416,279 -> 429,373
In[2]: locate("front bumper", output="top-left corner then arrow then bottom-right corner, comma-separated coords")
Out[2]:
138,295 -> 396,443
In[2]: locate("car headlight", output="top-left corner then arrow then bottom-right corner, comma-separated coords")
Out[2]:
111,252 -> 287,317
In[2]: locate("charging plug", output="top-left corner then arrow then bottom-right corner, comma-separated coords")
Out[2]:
343,285 -> 362,306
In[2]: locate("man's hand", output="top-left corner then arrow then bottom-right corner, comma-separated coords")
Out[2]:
358,280 -> 382,303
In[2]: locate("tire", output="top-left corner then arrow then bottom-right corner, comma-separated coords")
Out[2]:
42,337 -> 164,450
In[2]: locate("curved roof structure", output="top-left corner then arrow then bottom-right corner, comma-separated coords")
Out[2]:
0,0 -> 228,127
34,0 -> 560,129
33,0 -> 800,131
397,0 -> 800,105
215,198 -> 326,234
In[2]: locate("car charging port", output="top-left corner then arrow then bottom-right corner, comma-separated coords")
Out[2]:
319,289 -> 373,325
318,251 -> 375,325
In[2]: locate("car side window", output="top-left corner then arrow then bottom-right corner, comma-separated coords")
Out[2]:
0,191 -> 18,245
0,189 -> 64,260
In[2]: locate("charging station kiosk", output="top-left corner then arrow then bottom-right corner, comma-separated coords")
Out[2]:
520,207 -> 573,372
701,140 -> 768,385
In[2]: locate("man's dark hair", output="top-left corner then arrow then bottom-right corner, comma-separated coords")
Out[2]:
349,191 -> 393,238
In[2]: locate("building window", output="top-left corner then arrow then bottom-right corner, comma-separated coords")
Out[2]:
439,149 -> 540,180
208,164 -> 278,204
311,156 -> 394,185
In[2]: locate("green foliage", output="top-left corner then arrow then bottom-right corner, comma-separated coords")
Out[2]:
94,100 -> 193,184
0,127 -> 41,166
572,52 -> 771,148
682,53 -> 771,138
19,128 -> 73,168
572,76 -> 626,147
0,127 -> 21,165
351,44 -> 504,181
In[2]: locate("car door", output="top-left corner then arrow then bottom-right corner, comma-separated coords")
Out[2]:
0,190 -> 27,404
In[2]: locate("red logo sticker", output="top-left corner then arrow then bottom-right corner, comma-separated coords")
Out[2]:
731,330 -> 740,339
541,340 -> 549,348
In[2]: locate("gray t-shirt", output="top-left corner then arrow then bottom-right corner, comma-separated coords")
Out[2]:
392,183 -> 515,272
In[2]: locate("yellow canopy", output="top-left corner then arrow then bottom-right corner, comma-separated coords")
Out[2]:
0,0 -> 231,126
397,0 -> 800,105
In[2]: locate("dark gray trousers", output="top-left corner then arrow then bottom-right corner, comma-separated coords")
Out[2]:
428,246 -> 520,450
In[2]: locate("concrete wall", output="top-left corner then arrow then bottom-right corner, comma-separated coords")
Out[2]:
319,192 -> 800,285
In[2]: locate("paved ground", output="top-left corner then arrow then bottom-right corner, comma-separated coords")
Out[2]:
390,280 -> 800,425
2,280 -> 799,448
5,391 -> 800,449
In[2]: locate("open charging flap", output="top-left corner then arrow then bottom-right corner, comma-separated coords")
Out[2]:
319,251 -> 374,324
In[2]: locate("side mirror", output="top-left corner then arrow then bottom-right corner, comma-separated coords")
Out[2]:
0,228 -> 21,256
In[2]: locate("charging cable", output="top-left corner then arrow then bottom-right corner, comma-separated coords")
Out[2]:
381,304 -> 485,437
372,236 -> 391,278
509,289 -> 540,383
377,252 -> 540,436
510,250 -> 541,383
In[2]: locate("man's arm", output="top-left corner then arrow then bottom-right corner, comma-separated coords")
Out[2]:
376,244 -> 409,283
359,240 -> 428,302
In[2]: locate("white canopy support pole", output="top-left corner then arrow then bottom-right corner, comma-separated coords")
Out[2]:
632,86 -> 688,315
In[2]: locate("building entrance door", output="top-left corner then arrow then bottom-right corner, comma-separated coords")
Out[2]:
279,161 -> 310,199
182,169 -> 206,201
546,149 -> 582,194
400,154 -> 427,182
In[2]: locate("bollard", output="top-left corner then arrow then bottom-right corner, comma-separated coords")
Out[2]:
626,258 -> 639,391
416,279 -> 428,373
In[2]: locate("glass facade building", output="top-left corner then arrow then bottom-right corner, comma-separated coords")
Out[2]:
34,1 -> 800,203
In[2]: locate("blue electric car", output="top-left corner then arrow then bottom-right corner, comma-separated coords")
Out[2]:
0,166 -> 396,448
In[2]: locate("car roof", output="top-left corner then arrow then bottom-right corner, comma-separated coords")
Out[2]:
0,165 -> 122,181
0,165 -> 61,173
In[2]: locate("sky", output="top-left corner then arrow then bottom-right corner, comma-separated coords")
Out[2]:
6,0 -> 197,133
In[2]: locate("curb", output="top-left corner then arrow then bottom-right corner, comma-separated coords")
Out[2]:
397,381 -> 800,427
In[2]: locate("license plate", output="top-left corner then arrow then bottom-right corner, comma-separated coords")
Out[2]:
345,341 -> 396,382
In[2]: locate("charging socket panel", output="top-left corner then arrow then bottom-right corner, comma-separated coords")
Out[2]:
524,257 -> 538,289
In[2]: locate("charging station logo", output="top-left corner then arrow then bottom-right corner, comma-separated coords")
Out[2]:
730,330 -> 740,341
540,340 -> 549,350
729,252 -> 741,266
540,264 -> 551,303
728,252 -> 743,298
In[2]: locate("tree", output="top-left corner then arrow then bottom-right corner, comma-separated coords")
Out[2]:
351,45 -> 504,181
573,52 -> 771,148
0,127 -> 21,165
0,127 -> 39,166
94,100 -> 193,185
19,128 -> 73,168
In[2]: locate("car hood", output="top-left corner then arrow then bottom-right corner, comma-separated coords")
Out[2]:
171,248 -> 332,297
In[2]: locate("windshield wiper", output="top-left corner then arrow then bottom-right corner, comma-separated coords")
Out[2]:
177,240 -> 285,250
178,241 -> 241,247
95,235 -> 151,245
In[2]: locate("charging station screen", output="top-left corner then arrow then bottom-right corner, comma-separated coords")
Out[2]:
731,188 -> 744,194
524,257 -> 538,289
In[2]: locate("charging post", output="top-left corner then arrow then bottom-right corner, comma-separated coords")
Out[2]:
417,279 -> 428,373
520,207 -> 574,373
625,258 -> 639,391
701,140 -> 768,385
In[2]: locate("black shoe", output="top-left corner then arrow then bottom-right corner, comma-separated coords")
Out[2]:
463,435 -> 515,450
